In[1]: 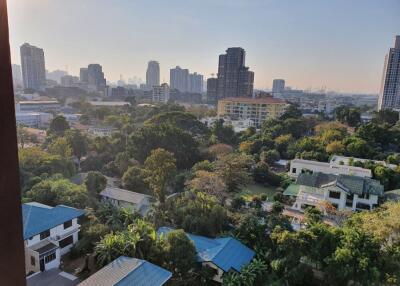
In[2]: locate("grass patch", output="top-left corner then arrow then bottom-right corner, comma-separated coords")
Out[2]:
238,184 -> 277,202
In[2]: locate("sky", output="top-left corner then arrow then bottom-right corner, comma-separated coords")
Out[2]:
7,0 -> 400,93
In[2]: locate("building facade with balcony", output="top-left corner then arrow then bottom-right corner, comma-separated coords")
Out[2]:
217,97 -> 287,127
22,203 -> 84,275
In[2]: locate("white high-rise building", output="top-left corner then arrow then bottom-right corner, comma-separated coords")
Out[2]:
146,61 -> 160,88
152,83 -> 170,103
188,72 -> 203,93
20,43 -> 46,90
378,35 -> 400,110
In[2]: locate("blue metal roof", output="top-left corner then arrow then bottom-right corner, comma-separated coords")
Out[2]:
22,203 -> 85,240
158,227 -> 255,272
79,256 -> 172,286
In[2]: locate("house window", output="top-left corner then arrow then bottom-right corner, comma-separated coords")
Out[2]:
44,252 -> 56,264
329,191 -> 341,199
59,235 -> 73,248
30,256 -> 35,266
63,220 -> 72,229
39,230 -> 50,240
359,193 -> 370,200
292,168 -> 297,173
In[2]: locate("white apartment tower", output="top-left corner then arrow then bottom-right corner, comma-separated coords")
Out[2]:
146,61 -> 160,88
378,35 -> 400,110
20,43 -> 46,90
152,83 -> 170,103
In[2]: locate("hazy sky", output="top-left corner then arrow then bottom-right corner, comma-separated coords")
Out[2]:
7,0 -> 400,93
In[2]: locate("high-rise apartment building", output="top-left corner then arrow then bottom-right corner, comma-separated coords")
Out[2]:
152,83 -> 170,103
146,61 -> 160,88
378,36 -> 400,110
87,64 -> 106,92
12,64 -> 22,87
207,78 -> 218,104
80,68 -> 89,83
272,79 -> 285,94
217,47 -> 254,98
20,43 -> 46,90
170,66 -> 189,92
188,72 -> 203,93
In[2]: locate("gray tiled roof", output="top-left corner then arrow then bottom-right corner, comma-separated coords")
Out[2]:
296,172 -> 384,196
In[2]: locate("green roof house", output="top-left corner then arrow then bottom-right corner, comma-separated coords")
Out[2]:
284,172 -> 384,212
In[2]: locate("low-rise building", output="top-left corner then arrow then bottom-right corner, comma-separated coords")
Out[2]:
87,126 -> 116,137
16,112 -> 53,128
100,187 -> 151,216
284,172 -> 384,212
217,97 -> 287,127
330,155 -> 398,170
89,101 -> 130,107
79,256 -> 172,286
22,202 -> 84,275
158,227 -> 255,284
17,101 -> 61,112
288,158 -> 372,178
152,83 -> 170,103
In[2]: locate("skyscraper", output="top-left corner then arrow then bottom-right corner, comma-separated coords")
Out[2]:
207,77 -> 218,104
80,68 -> 89,83
11,64 -> 22,87
378,36 -> 400,110
20,43 -> 46,90
217,47 -> 254,98
146,61 -> 160,88
170,66 -> 189,92
188,72 -> 203,93
87,64 -> 106,92
272,79 -> 285,94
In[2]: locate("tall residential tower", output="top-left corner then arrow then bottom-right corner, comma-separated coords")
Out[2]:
378,36 -> 400,110
217,47 -> 254,99
20,43 -> 46,90
146,61 -> 160,88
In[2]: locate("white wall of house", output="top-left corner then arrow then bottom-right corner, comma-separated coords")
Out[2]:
44,248 -> 61,271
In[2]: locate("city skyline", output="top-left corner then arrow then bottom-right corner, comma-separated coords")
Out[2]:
7,0 -> 400,93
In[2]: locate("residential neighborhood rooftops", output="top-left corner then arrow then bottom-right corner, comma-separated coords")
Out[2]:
295,172 -> 384,196
22,203 -> 85,240
78,256 -> 172,286
157,227 -> 255,273
219,97 -> 286,104
100,187 -> 151,205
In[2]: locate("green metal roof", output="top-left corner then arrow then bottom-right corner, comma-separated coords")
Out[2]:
296,172 -> 384,196
283,184 -> 300,196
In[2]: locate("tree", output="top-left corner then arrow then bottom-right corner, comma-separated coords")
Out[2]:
143,148 -> 177,204
85,171 -> 107,198
215,153 -> 253,192
165,229 -> 197,277
48,137 -> 72,158
49,115 -> 70,136
65,130 -> 88,163
334,106 -> 361,127
280,104 -> 302,120
207,143 -> 233,159
211,119 -> 238,145
260,149 -> 280,165
17,125 -> 30,148
373,109 -> 399,126
122,166 -> 147,193
326,140 -> 345,154
187,170 -> 227,201
95,232 -> 136,267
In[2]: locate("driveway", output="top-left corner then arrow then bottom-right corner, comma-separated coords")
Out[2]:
27,269 -> 79,286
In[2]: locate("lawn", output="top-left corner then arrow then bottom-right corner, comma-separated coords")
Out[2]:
238,184 -> 277,202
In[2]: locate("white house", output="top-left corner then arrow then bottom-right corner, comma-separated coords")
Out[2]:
288,158 -> 372,178
284,172 -> 384,212
22,202 -> 84,275
100,187 -> 151,216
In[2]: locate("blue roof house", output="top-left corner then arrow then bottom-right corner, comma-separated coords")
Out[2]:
22,202 -> 85,275
78,256 -> 172,286
158,227 -> 255,283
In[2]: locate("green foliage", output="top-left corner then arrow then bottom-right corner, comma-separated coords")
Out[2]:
280,104 -> 302,120
49,115 -> 70,136
211,119 -> 238,145
65,129 -> 88,160
373,109 -> 399,126
84,171 -> 107,198
48,137 -> 72,158
26,177 -> 88,208
334,106 -> 361,127
260,149 -> 280,165
143,148 -> 177,204
122,166 -> 147,193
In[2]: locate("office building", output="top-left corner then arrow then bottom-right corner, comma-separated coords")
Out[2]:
60,75 -> 79,87
80,68 -> 89,83
152,83 -> 170,103
217,97 -> 287,126
272,79 -> 285,94
12,64 -> 22,87
87,64 -> 106,92
217,47 -> 254,98
146,61 -> 160,88
378,35 -> 400,110
188,72 -> 203,93
20,43 -> 46,90
170,66 -> 189,92
207,77 -> 218,104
